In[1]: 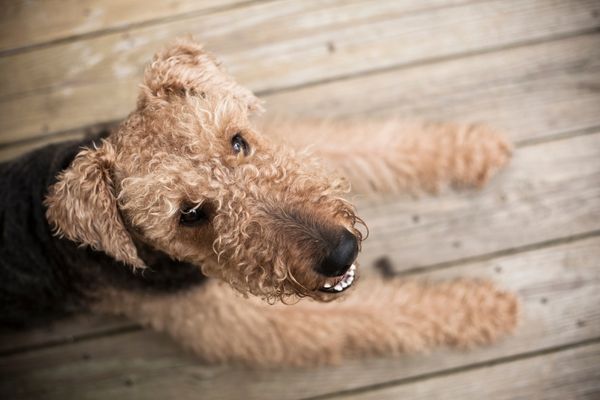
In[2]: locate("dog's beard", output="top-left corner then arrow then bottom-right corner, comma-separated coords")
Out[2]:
198,247 -> 362,304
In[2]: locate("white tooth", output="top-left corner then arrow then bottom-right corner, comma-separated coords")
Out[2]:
348,270 -> 355,277
341,280 -> 349,288
323,282 -> 332,288
334,283 -> 344,291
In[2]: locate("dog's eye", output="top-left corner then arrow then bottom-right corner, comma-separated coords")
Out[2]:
231,133 -> 250,156
180,205 -> 208,227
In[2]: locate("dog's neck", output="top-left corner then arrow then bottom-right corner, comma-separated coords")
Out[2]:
122,237 -> 208,293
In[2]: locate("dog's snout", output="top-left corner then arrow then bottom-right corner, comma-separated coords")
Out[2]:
317,229 -> 359,277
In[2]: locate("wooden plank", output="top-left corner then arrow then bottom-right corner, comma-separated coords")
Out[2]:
0,121 -> 117,162
0,0 -> 598,143
2,32 -> 600,160
357,132 -> 600,271
0,314 -> 135,355
0,132 -> 85,162
1,236 -> 598,400
334,343 -> 600,400
266,32 -> 600,143
0,0 -> 468,99
0,0 -> 249,53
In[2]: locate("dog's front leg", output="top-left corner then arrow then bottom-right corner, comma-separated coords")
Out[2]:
263,118 -> 512,194
93,278 -> 518,367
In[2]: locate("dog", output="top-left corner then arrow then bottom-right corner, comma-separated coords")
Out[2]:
0,38 -> 518,366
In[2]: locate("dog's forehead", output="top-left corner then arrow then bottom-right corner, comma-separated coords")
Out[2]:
113,102 -> 268,178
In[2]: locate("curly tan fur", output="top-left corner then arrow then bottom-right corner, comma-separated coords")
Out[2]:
44,38 -> 517,366
95,277 -> 518,367
44,142 -> 144,268
261,118 -> 512,194
45,39 -> 364,302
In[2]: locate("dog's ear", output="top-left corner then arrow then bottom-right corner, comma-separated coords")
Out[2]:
44,141 -> 145,269
139,38 -> 264,113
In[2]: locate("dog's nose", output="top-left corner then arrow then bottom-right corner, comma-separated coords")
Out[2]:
317,229 -> 359,277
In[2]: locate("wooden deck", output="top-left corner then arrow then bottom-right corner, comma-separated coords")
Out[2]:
1,1 -> 599,399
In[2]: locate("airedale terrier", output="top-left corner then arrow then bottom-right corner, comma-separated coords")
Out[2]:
0,39 -> 518,366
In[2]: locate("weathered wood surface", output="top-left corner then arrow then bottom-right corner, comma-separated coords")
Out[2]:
0,314 -> 134,356
358,131 -> 600,271
0,0 -> 249,53
1,1 -> 599,399
335,342 -> 600,400
1,236 -> 598,400
0,0 -> 474,100
2,32 -> 600,161
0,0 -> 598,145
266,33 -> 600,142
0,131 -> 88,162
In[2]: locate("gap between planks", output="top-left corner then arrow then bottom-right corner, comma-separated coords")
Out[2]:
1,0 -> 599,143
257,26 -> 600,98
392,229 -> 600,278
2,29 -> 600,155
301,337 -> 600,400
357,131 -> 600,269
0,0 -> 474,55
0,0 -> 270,56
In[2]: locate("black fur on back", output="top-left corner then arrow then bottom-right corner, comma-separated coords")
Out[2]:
0,136 -> 206,328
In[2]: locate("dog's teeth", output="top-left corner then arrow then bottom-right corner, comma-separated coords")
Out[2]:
323,282 -> 332,288
334,283 -> 344,291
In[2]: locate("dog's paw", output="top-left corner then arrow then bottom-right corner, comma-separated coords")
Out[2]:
447,279 -> 520,348
451,124 -> 513,188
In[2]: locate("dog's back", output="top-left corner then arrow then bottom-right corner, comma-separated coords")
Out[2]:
0,141 -> 90,327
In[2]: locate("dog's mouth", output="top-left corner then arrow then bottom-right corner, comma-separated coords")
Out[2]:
318,263 -> 357,293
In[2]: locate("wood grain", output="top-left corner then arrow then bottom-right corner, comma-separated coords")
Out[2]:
2,31 -> 599,160
0,0 -> 470,99
1,236 -> 598,400
334,343 -> 600,400
265,33 -> 600,141
0,314 -> 135,355
0,132 -> 85,161
0,2 -> 598,399
0,30 -> 600,160
0,0 -> 598,144
357,132 -> 600,271
0,0 -> 250,53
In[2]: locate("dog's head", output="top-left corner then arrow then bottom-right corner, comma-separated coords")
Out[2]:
45,39 -> 365,302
